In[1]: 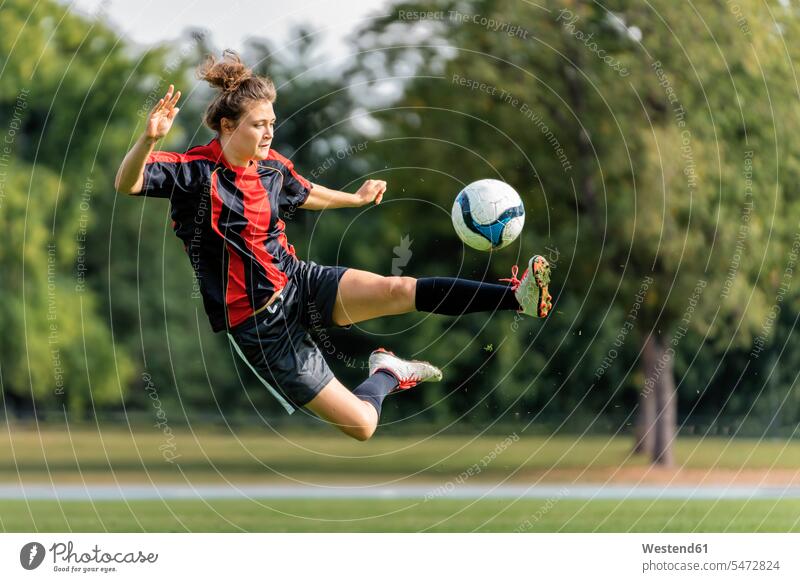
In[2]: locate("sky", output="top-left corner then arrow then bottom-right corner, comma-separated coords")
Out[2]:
67,0 -> 393,58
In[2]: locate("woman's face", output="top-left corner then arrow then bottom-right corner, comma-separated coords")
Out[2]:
221,100 -> 276,165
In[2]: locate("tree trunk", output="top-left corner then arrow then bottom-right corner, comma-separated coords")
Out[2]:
652,336 -> 677,466
633,380 -> 656,456
636,334 -> 677,466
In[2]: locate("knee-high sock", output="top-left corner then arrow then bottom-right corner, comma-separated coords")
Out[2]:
414,277 -> 518,315
353,371 -> 398,415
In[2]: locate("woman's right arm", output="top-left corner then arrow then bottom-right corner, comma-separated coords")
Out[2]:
115,85 -> 182,195
114,133 -> 159,194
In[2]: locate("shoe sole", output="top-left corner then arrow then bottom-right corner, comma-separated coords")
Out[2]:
531,255 -> 553,318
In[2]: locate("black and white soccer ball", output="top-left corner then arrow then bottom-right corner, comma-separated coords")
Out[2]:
451,179 -> 525,251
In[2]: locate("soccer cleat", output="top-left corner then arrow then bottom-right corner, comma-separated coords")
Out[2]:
368,348 -> 443,392
500,255 -> 553,318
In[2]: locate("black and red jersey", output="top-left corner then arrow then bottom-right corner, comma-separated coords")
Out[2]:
139,138 -> 312,332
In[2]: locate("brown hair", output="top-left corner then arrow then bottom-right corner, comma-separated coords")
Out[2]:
197,50 -> 276,133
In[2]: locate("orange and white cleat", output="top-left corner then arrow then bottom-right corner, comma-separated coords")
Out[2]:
501,255 -> 553,318
368,348 -> 443,392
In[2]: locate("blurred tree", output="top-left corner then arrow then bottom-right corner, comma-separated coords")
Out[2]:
350,0 -> 800,459
0,0 -> 147,414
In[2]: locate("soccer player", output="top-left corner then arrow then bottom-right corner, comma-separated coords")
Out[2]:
115,51 -> 552,441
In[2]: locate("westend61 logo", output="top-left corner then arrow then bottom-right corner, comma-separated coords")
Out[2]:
19,541 -> 158,574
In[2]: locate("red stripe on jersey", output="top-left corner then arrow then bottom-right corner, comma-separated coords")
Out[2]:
275,218 -> 297,257
147,151 -> 211,165
267,149 -> 312,190
235,169 -> 288,292
209,171 -> 251,328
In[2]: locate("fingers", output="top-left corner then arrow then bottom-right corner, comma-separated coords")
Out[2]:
167,89 -> 181,118
149,85 -> 181,116
169,90 -> 181,108
152,84 -> 174,114
374,180 -> 386,204
364,179 -> 387,204
149,97 -> 165,116
163,85 -> 181,112
364,179 -> 387,192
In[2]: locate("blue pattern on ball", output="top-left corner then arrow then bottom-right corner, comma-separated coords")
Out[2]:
458,193 -> 525,247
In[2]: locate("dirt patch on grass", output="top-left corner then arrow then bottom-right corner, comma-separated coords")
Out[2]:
505,466 -> 800,486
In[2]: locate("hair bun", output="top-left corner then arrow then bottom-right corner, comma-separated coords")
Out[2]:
198,49 -> 252,94
222,75 -> 243,93
198,50 -> 277,134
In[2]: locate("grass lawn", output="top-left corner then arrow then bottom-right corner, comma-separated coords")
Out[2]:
2,498 -> 799,532
2,423 -> 799,532
1,423 -> 799,484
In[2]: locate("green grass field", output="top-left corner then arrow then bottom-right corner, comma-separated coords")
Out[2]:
2,423 -> 799,532
2,423 -> 799,484
2,499 -> 799,532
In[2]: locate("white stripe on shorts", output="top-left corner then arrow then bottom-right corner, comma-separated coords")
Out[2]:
227,333 -> 295,414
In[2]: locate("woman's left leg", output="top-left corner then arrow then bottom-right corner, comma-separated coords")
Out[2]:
331,270 -> 418,326
304,376 -> 380,441
331,269 -> 524,326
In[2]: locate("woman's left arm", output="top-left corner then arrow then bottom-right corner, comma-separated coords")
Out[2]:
301,179 -> 387,210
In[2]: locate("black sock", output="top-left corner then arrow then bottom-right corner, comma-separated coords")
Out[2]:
353,370 -> 399,415
414,277 -> 519,316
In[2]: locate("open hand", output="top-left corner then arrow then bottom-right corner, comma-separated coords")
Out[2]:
145,84 -> 181,141
355,179 -> 387,206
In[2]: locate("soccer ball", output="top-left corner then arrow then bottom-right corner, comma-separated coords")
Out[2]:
451,179 -> 525,251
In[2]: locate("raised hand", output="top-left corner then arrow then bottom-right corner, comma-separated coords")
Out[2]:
145,84 -> 181,141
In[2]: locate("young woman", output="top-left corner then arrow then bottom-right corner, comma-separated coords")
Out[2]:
115,51 -> 552,441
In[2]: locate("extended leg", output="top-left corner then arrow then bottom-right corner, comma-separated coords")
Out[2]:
331,269 -> 523,326
331,269 -> 418,325
331,254 -> 552,326
414,277 -> 519,315
417,256 -> 553,318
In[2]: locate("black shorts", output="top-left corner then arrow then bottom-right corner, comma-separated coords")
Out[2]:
227,261 -> 348,413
